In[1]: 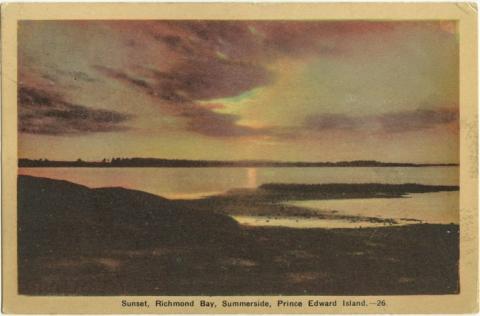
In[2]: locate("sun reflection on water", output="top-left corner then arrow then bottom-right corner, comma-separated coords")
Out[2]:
247,168 -> 257,188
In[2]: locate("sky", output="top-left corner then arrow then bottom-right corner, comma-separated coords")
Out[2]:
18,21 -> 459,163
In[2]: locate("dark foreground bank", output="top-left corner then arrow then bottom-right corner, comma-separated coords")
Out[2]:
18,176 -> 459,295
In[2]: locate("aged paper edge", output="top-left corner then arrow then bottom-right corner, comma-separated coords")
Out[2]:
1,2 -> 478,314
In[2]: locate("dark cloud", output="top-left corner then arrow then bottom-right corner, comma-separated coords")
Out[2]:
153,34 -> 195,55
159,21 -> 408,62
166,59 -> 272,101
169,21 -> 265,62
19,86 -> 133,135
92,21 -> 425,138
95,46 -> 273,137
97,56 -> 272,102
35,20 -> 454,139
304,108 -> 458,134
107,20 -> 453,63
94,66 -> 151,90
94,66 -> 266,137
304,113 -> 360,131
92,21 -> 286,138
378,108 -> 458,133
179,106 -> 265,137
95,66 -> 190,105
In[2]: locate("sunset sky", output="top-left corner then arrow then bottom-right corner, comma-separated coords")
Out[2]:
18,21 -> 459,163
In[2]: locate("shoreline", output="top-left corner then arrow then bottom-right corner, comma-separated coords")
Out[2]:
17,175 -> 459,295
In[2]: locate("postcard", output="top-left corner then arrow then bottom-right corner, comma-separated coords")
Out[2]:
1,2 -> 478,314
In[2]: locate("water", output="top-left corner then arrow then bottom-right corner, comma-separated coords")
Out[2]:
19,166 -> 459,228
286,192 -> 459,224
18,166 -> 458,198
232,216 -> 395,229
236,191 -> 459,229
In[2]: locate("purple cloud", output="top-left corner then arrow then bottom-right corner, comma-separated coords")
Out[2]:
304,108 -> 458,134
378,108 -> 458,133
19,86 -> 133,135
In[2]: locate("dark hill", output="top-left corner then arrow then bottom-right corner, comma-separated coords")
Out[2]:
18,175 -> 240,258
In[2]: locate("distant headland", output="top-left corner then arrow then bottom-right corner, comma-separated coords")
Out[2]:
18,158 -> 459,168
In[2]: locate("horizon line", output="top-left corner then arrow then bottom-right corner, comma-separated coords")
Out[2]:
18,157 -> 459,166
